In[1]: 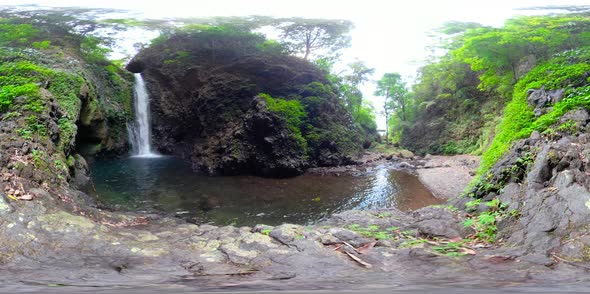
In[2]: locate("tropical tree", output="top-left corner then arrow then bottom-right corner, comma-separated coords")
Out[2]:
341,60 -> 374,118
276,18 -> 353,60
375,73 -> 409,143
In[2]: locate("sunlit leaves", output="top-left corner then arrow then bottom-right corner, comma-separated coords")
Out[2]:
453,15 -> 590,94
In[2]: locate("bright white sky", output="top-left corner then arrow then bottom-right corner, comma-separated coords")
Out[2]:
2,0 -> 590,128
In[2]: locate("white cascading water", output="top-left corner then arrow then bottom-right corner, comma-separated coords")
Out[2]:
129,73 -> 159,158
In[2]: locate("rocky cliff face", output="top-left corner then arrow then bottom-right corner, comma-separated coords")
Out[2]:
453,106 -> 590,264
127,30 -> 365,176
0,44 -> 132,199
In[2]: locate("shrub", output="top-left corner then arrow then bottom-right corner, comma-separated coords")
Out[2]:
260,93 -> 308,151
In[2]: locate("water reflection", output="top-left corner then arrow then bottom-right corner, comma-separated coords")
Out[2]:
90,157 -> 444,226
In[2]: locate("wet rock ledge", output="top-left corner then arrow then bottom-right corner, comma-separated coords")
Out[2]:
0,192 -> 583,292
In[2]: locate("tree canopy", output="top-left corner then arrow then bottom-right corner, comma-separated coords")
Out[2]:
396,11 -> 590,171
276,18 -> 353,60
374,73 -> 409,142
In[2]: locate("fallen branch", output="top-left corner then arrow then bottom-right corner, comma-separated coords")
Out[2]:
344,251 -> 372,269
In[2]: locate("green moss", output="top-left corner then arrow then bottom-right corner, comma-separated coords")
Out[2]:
31,149 -> 49,171
32,40 -> 51,50
48,72 -> 84,119
66,155 -> 75,168
0,84 -> 39,112
556,119 -> 578,134
58,117 -> 77,151
260,93 -> 308,152
0,23 -> 39,46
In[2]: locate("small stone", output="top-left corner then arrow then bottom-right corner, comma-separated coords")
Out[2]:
398,162 -> 414,169
529,131 -> 542,141
252,224 -> 274,234
17,193 -> 33,201
269,224 -> 304,245
399,150 -> 415,159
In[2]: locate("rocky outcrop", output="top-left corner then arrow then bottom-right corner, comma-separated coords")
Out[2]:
0,48 -> 132,194
2,197 -> 579,292
457,109 -> 590,263
527,87 -> 566,117
127,30 -> 365,176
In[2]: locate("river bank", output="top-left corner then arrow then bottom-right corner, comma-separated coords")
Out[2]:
415,154 -> 480,199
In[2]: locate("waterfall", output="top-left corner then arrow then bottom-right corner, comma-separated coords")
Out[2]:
129,73 -> 159,158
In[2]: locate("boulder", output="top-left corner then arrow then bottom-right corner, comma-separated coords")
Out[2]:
399,150 -> 415,159
526,88 -> 565,117
412,207 -> 472,238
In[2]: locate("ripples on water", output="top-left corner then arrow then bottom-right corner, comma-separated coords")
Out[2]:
90,157 -> 443,226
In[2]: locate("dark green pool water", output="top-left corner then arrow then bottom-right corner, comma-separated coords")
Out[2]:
89,157 -> 443,226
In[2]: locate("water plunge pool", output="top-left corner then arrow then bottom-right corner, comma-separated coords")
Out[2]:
90,157 -> 443,226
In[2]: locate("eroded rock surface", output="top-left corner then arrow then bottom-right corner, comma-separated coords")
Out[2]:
461,109 -> 590,266
2,200 -> 584,292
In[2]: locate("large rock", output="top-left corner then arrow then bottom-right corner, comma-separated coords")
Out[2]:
127,31 -> 365,176
526,87 -> 565,117
412,207 -> 472,238
476,120 -> 590,260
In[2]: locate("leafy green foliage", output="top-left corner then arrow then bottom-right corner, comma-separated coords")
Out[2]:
347,223 -> 399,240
32,40 -> 51,50
465,199 -> 481,212
0,84 -> 38,112
340,60 -> 374,117
402,13 -> 590,159
256,40 -> 288,55
479,47 -> 590,174
401,51 -> 498,155
375,72 -> 410,143
261,93 -> 308,151
431,241 -> 468,257
454,15 -> 590,94
80,36 -> 111,65
313,59 -> 377,138
18,114 -> 47,140
462,198 -> 510,242
0,23 -> 39,46
355,102 -> 377,132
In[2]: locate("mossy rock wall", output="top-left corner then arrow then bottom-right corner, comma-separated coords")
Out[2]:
0,45 -> 133,189
127,29 -> 364,176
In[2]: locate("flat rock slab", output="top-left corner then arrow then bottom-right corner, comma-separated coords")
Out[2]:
417,155 -> 480,199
